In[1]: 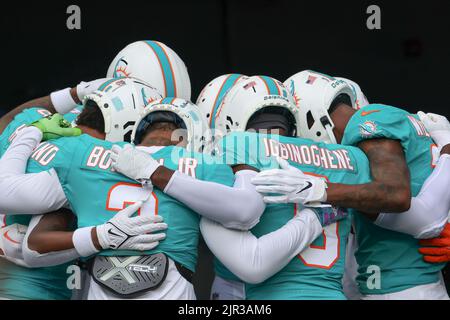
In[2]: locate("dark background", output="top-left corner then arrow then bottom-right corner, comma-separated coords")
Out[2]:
1,0 -> 449,298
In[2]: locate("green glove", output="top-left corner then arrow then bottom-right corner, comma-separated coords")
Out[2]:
31,114 -> 82,141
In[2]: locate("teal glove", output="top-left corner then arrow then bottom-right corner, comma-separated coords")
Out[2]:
31,114 -> 82,141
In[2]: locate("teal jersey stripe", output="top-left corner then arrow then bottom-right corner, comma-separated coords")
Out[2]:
210,74 -> 243,128
144,41 -> 176,97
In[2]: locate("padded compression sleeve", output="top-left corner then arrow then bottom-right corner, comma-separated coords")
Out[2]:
200,208 -> 323,284
0,127 -> 68,214
375,154 -> 450,239
164,170 -> 265,230
22,215 -> 80,268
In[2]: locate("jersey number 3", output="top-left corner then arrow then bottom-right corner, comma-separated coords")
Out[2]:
294,205 -> 340,270
106,183 -> 159,217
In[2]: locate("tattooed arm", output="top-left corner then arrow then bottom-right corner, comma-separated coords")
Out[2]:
326,139 -> 411,215
0,88 -> 80,135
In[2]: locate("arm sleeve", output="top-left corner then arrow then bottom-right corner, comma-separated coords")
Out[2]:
375,154 -> 450,239
164,170 -> 266,230
200,208 -> 323,284
22,215 -> 80,268
0,127 -> 68,214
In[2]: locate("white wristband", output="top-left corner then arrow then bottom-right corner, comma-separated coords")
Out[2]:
50,87 -> 78,115
72,227 -> 100,257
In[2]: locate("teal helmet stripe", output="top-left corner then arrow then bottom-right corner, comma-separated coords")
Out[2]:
98,78 -> 125,92
144,41 -> 176,97
307,70 -> 336,81
161,97 -> 174,104
259,76 -> 280,95
210,74 -> 243,128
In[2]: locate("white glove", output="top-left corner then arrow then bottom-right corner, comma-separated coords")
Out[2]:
111,144 -> 161,186
0,224 -> 29,267
76,78 -> 110,102
96,201 -> 167,251
418,111 -> 450,148
50,78 -> 109,115
251,157 -> 329,207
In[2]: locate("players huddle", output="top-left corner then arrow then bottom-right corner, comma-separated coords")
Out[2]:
0,40 -> 450,300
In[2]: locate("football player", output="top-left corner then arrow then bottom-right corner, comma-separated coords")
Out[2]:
0,39 -> 190,300
195,74 -> 369,300
251,70 -> 450,299
0,78 -> 162,300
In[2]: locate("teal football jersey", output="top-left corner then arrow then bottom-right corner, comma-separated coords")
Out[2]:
0,107 -> 78,300
26,135 -> 235,272
216,131 -> 371,300
342,103 -> 444,295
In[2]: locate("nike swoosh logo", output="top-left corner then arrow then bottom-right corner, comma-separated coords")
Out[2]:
3,231 -> 20,244
108,229 -> 122,238
361,110 -> 381,116
297,181 -> 313,194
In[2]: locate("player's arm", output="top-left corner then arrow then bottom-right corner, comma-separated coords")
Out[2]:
374,153 -> 450,238
376,112 -> 450,240
111,145 -> 266,230
0,126 -> 68,214
326,138 -> 411,214
22,202 -> 167,268
0,78 -> 107,135
200,206 -> 346,284
375,112 -> 450,239
0,223 -> 29,267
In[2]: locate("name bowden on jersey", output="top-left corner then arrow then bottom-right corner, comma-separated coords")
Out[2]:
31,143 -> 201,178
85,146 -> 199,178
262,137 -> 355,171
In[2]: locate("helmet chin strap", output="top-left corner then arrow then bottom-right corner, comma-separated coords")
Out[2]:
320,115 -> 337,144
325,125 -> 337,144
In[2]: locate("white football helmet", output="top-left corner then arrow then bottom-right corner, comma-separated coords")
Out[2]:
335,77 -> 370,110
214,75 -> 299,138
83,77 -> 162,143
284,70 -> 356,144
131,98 -> 211,153
196,74 -> 248,128
107,41 -> 191,100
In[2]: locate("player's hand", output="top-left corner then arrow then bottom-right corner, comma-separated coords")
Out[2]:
418,223 -> 450,263
30,114 -> 82,141
304,207 -> 348,227
111,144 -> 161,186
51,78 -> 109,115
418,111 -> 450,148
251,157 -> 329,207
0,224 -> 29,267
96,201 -> 167,251
76,78 -> 110,102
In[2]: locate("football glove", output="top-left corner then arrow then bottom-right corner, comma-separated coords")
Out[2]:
417,111 -> 450,148
0,223 -> 29,267
419,223 -> 450,263
76,78 -> 110,102
111,144 -> 161,186
96,201 -> 167,251
251,157 -> 329,207
31,114 -> 82,141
